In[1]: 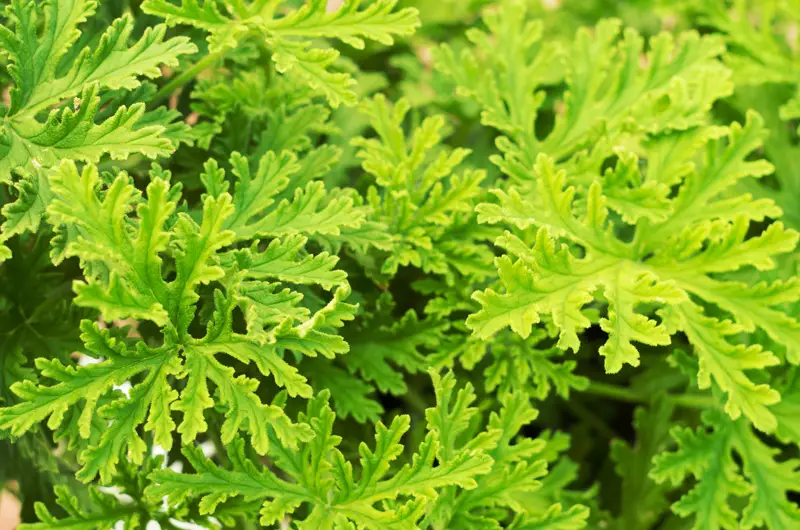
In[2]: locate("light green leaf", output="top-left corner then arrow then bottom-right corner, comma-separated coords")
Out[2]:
0,1 -> 195,179
147,377 -> 493,529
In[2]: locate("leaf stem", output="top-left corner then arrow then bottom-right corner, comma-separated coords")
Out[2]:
565,397 -> 618,439
153,51 -> 226,104
402,385 -> 430,414
585,381 -> 716,410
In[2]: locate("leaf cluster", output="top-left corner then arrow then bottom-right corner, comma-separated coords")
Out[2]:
0,1 -> 798,529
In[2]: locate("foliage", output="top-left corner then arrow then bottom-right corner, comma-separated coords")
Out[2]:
0,0 -> 797,529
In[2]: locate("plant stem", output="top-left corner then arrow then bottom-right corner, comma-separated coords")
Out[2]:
585,381 -> 716,410
565,397 -> 618,439
153,51 -> 225,104
668,392 -> 718,410
402,386 -> 430,414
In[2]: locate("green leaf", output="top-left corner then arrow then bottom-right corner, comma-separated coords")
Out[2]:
465,327 -> 588,400
344,302 -> 445,395
677,303 -> 781,433
424,372 -> 588,528
469,115 -> 797,428
353,95 -> 491,281
0,1 -> 195,179
0,165 -> 53,244
143,0 -> 420,106
652,409 -> 800,530
147,376 -> 493,529
0,159 -> 332,480
0,321 -> 174,482
772,370 -> 800,445
262,0 -> 420,50
611,400 -> 675,529
20,485 -> 140,530
510,505 -> 590,530
302,358 -> 384,423
47,161 -> 172,326
437,6 -> 729,164
227,235 -> 347,290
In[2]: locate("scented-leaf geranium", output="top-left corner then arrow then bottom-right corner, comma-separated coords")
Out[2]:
142,0 -> 420,106
352,95 -> 494,283
452,5 -> 798,433
147,372 -> 495,529
0,153 -> 364,481
469,115 -> 798,432
0,2 -> 798,528
422,371 -> 590,529
692,0 -> 800,231
0,0 -> 195,177
147,371 -> 587,529
0,0 -> 196,260
694,0 -> 800,121
652,409 -> 800,530
435,3 -> 731,171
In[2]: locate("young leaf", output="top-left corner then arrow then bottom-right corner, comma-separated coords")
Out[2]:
0,1 -> 195,179
142,0 -> 420,106
147,375 -> 494,529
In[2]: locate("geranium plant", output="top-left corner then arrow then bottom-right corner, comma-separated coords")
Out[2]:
0,1 -> 797,529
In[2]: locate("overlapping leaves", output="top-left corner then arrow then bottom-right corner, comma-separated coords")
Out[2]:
469,114 -> 798,432
0,2 -> 798,529
147,371 -> 588,529
0,0 -> 196,260
353,95 -> 494,283
441,4 -> 799,433
142,0 -> 420,107
0,146 -> 367,482
652,409 -> 800,529
0,0 -> 194,178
